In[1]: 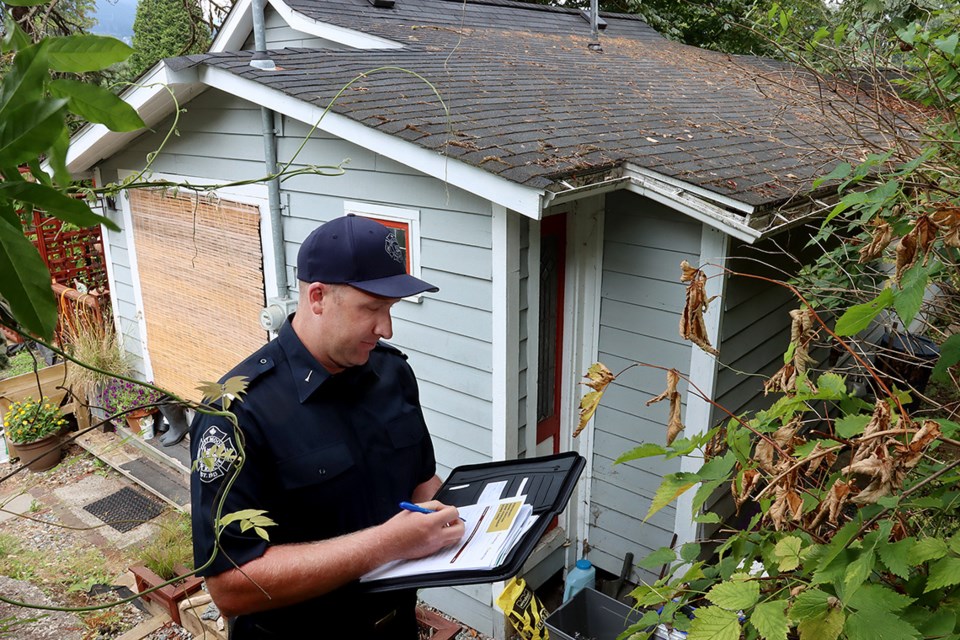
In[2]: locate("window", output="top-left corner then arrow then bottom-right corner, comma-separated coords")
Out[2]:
343,201 -> 424,301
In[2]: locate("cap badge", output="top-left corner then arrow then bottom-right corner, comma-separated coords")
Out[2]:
385,231 -> 404,265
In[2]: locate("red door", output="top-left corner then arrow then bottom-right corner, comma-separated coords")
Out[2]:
536,214 -> 566,454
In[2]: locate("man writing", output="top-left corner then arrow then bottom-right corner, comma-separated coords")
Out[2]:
190,214 -> 464,638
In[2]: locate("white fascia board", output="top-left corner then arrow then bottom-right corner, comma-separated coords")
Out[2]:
624,178 -> 761,244
210,0 -> 253,52
64,63 -> 205,174
269,0 -> 403,49
197,65 -> 543,216
625,163 -> 755,214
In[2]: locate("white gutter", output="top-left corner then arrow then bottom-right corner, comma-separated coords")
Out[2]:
268,0 -> 403,49
166,64 -> 543,216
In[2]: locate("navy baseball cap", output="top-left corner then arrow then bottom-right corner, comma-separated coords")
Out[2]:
296,215 -> 439,298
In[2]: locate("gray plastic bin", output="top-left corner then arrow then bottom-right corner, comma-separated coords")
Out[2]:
544,587 -> 644,640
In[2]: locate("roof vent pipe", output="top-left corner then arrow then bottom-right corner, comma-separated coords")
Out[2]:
250,0 -> 276,70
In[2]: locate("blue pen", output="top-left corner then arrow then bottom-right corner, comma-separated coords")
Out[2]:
400,501 -> 466,522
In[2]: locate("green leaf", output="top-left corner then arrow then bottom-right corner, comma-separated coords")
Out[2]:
694,511 -> 721,524
48,79 -> 145,132
835,288 -> 894,336
814,162 -> 852,189
45,35 -> 132,73
797,608 -> 844,640
894,261 -> 939,329
931,334 -> 960,384
750,600 -> 788,640
878,538 -> 914,579
0,181 -> 114,229
0,43 -> 48,116
706,577 -> 760,611
790,588 -> 831,621
680,543 -> 701,563
616,442 -> 667,464
775,536 -> 803,572
0,98 -> 68,167
934,33 -> 958,56
816,521 -> 860,575
908,538 -> 948,565
2,15 -> 31,52
909,608 -> 956,637
638,547 -> 677,570
844,609 -> 919,640
688,606 -> 741,640
924,556 -> 960,593
843,547 -> 875,599
645,472 -> 699,521
847,583 -> 914,614
836,414 -> 871,438
0,212 -> 57,339
816,372 -> 848,398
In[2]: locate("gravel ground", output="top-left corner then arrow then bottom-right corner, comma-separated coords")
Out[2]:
0,445 -> 151,639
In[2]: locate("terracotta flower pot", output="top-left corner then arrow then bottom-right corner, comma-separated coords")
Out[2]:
124,408 -> 155,434
14,434 -> 62,472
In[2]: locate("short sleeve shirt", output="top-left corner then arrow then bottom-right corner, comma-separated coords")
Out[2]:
190,319 -> 436,633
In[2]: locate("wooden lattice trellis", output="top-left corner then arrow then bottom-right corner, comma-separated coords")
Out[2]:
24,210 -> 109,293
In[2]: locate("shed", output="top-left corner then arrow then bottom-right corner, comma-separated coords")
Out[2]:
66,0 -> 881,635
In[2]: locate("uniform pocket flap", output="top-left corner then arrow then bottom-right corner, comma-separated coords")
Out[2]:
278,441 -> 354,490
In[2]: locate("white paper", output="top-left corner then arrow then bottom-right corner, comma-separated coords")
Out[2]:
477,481 -> 508,504
361,497 -> 537,583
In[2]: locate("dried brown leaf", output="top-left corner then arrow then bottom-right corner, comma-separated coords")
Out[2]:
810,480 -> 853,528
733,468 -> 761,510
895,230 -> 918,284
858,218 -> 893,263
575,363 -> 617,437
646,369 -> 685,445
914,215 -> 938,264
678,261 -> 719,356
932,206 -> 960,248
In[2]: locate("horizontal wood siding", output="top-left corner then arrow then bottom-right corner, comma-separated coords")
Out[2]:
590,191 -> 700,582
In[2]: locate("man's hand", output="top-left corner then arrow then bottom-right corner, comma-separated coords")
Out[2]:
379,501 -> 465,560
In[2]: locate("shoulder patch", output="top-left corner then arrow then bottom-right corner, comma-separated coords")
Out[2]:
375,340 -> 408,359
196,424 -> 239,483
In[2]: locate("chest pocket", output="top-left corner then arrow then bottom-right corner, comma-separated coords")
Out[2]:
278,440 -> 355,492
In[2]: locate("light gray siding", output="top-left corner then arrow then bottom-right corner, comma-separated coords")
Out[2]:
589,191 -> 700,583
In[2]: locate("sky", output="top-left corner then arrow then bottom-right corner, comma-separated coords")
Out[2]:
90,0 -> 137,44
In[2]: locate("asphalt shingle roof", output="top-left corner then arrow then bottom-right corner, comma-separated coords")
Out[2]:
170,0 -> 903,209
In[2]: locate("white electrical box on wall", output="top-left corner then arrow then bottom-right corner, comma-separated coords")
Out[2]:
259,297 -> 297,331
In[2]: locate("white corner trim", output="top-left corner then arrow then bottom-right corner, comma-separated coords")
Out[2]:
116,170 -> 155,381
491,204 -> 520,461
674,226 -> 729,548
626,164 -> 755,214
268,0 -> 403,49
196,66 -> 544,217
210,0 -> 253,52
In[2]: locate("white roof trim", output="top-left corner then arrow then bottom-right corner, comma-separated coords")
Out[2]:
178,64 -> 543,217
210,0 -> 253,52
64,64 -> 205,174
268,0 -> 403,49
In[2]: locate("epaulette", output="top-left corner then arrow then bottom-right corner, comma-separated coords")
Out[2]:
220,351 -> 277,392
374,340 -> 408,360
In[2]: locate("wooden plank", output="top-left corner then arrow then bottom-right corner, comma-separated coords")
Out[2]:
592,427 -> 682,478
405,350 -> 493,401
597,331 -> 689,377
422,407 -> 491,455
422,237 -> 492,279
421,209 -> 492,247
600,298 -> 686,345
417,379 -> 491,427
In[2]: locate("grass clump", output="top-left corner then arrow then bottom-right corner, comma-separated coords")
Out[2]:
140,511 -> 193,580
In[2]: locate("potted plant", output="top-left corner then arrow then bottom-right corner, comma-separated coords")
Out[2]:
2,396 -> 65,471
130,511 -> 203,625
60,305 -> 130,430
101,378 -> 163,435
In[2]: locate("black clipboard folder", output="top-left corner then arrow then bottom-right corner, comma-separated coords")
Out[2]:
363,451 -> 586,592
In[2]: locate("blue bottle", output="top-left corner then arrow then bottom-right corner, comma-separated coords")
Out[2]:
562,558 -> 596,602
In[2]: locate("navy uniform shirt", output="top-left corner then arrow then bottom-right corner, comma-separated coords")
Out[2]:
190,319 -> 436,636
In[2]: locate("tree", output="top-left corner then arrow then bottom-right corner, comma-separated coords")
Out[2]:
126,0 -> 209,79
